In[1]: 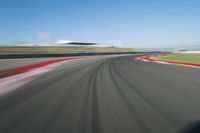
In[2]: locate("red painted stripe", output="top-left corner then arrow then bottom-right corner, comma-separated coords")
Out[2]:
0,57 -> 77,78
147,56 -> 200,66
135,55 -> 200,68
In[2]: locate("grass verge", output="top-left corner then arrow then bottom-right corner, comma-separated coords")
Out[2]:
0,46 -> 137,54
156,54 -> 200,64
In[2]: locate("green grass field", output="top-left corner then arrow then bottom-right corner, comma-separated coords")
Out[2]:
0,46 -> 137,54
157,54 -> 200,64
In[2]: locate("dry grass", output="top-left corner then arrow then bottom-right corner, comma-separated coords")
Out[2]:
157,54 -> 200,64
0,46 -> 137,54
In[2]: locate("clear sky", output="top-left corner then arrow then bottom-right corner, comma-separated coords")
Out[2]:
0,0 -> 200,48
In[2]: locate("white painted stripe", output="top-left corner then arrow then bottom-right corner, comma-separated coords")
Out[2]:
137,56 -> 200,69
0,60 -> 69,96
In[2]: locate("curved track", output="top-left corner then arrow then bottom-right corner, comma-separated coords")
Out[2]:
0,55 -> 200,133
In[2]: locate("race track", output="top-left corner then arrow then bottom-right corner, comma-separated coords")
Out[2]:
0,55 -> 200,133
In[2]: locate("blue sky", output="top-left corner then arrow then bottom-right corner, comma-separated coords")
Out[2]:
0,0 -> 200,48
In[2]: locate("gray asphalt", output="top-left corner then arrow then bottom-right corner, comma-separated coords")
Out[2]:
0,55 -> 200,133
0,57 -> 73,70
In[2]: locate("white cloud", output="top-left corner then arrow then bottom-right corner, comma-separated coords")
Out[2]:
56,40 -> 73,44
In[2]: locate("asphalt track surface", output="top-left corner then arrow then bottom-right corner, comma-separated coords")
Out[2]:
0,55 -> 200,133
0,57 -> 71,70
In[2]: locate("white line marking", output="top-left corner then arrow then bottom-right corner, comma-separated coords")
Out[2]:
0,60 -> 69,96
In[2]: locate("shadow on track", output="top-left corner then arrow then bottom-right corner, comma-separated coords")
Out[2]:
180,121 -> 200,133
